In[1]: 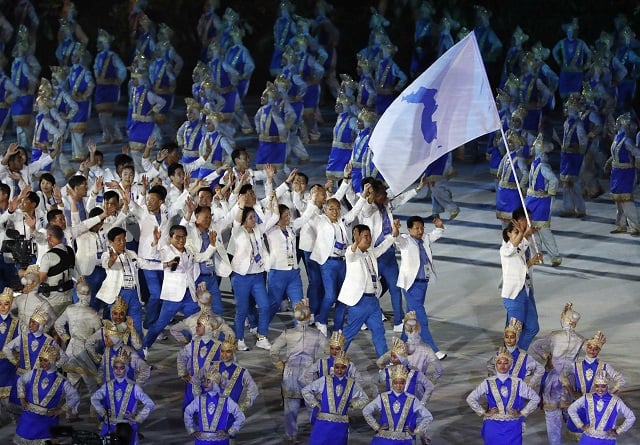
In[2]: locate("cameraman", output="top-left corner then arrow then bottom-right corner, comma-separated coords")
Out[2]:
36,225 -> 75,316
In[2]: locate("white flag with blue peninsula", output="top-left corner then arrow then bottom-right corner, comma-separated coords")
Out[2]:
369,31 -> 501,195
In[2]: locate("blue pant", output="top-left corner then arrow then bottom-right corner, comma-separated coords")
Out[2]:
317,259 -> 346,329
231,272 -> 270,339
0,256 -> 19,290
377,248 -> 404,324
111,287 -> 143,340
143,290 -> 200,348
343,295 -> 388,358
142,269 -> 163,329
303,251 -> 324,316
196,273 -> 223,315
84,266 -> 107,312
267,268 -> 303,323
502,285 -> 539,350
403,280 -> 440,353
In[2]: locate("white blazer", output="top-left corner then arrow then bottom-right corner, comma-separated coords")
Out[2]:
230,222 -> 271,275
309,215 -> 349,265
395,227 -> 444,290
337,235 -> 395,307
183,220 -> 231,279
96,250 -> 141,304
500,239 -> 529,299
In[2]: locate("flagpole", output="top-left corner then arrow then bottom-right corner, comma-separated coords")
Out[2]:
498,127 -> 541,254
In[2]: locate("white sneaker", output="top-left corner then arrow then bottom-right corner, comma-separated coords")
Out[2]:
142,347 -> 149,360
256,337 -> 272,350
249,327 -> 258,336
157,333 -> 168,341
435,351 -> 448,360
237,339 -> 249,351
360,324 -> 368,331
393,324 -> 404,333
315,322 -> 327,336
381,314 -> 388,322
309,314 -> 315,324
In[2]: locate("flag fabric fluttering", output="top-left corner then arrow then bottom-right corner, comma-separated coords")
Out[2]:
369,31 -> 502,195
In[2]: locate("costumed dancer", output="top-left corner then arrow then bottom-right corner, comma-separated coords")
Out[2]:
11,26 -> 38,149
94,28 -> 126,145
67,42 -> 95,161
270,299 -> 328,444
552,18 -> 592,101
254,81 -> 294,172
559,93 -> 587,218
530,303 -> 585,445
14,345 -> 80,445
90,347 -> 155,445
225,25 -> 255,135
197,0 -> 222,61
295,33 -> 324,143
606,112 -> 640,236
207,40 -> 239,145
466,347 -> 540,445
0,52 -> 20,143
351,109 -> 378,193
374,41 -> 407,116
473,5 -> 502,78
200,108 -> 233,175
270,0 -> 297,77
0,288 -> 19,422
363,364 -> 433,445
177,98 -> 205,177
326,91 -> 357,181
567,369 -> 636,444
410,1 -> 435,79
149,40 -> 176,142
184,369 -> 245,445
301,350 -> 369,445
99,320 -> 150,387
525,133 -> 562,266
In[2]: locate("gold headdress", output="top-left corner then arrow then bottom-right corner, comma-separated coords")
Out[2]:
0,287 -> 14,304
157,23 -> 174,42
391,337 -> 408,357
112,347 -> 131,365
97,28 -> 114,44
334,350 -> 350,366
560,303 -> 581,327
274,73 -> 292,92
565,93 -> 583,112
13,25 -> 29,55
185,97 -> 202,111
205,368 -> 223,384
293,298 -> 311,322
197,309 -> 215,330
504,317 -> 523,336
510,106 -> 527,124
586,331 -> 606,349
496,347 -> 514,366
616,112 -> 633,129
474,5 -> 491,20
223,7 -> 239,24
221,333 -> 237,351
50,66 -> 68,81
193,61 -> 207,77
495,88 -> 512,106
262,81 -> 280,100
512,26 -> 529,44
59,19 -> 72,36
419,1 -> 435,15
530,41 -> 550,61
203,108 -> 224,123
335,90 -> 352,107
329,331 -> 346,348
457,27 -> 470,41
339,73 -> 357,92
593,369 -> 608,386
403,311 -> 420,334
532,133 -> 553,155
504,73 -> 520,93
389,364 -> 409,381
201,73 -> 215,91
621,26 -> 636,41
103,320 -> 121,337
561,18 -> 579,32
112,296 -> 128,313
356,53 -> 370,71
357,108 -> 378,125
39,344 -> 59,362
30,306 -> 49,326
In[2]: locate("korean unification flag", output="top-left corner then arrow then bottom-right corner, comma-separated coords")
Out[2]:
369,31 -> 501,195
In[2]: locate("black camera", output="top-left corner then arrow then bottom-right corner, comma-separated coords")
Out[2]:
170,256 -> 180,271
1,229 -> 37,268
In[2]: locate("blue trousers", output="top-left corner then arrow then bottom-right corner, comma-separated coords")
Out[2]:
343,295 -> 388,358
196,273 -> 223,316
113,287 -> 143,341
502,285 -> 539,350
267,268 -> 303,323
84,266 -> 107,312
142,269 -> 163,329
231,272 -> 270,339
303,251 -> 324,316
143,290 -> 200,348
377,248 -> 404,323
317,259 -> 346,329
403,280 -> 440,353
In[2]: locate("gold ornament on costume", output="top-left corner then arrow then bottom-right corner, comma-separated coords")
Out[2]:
274,73 -> 291,92
586,331 -> 606,349
103,320 -> 121,337
293,298 -> 311,322
530,41 -> 550,61
334,350 -> 350,366
512,26 -> 529,44
403,311 -> 420,333
329,330 -> 346,348
30,305 -> 49,326
339,73 -> 357,92
39,344 -> 59,362
593,368 -> 608,386
504,317 -> 523,336
113,347 -> 131,365
389,364 -> 409,381
112,296 -> 129,314
496,346 -> 514,366
391,337 -> 408,357
185,97 -> 202,111
205,368 -> 222,384
0,287 -> 14,304
357,108 -> 378,125
97,28 -> 114,44
221,333 -> 237,351
561,303 -> 581,327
